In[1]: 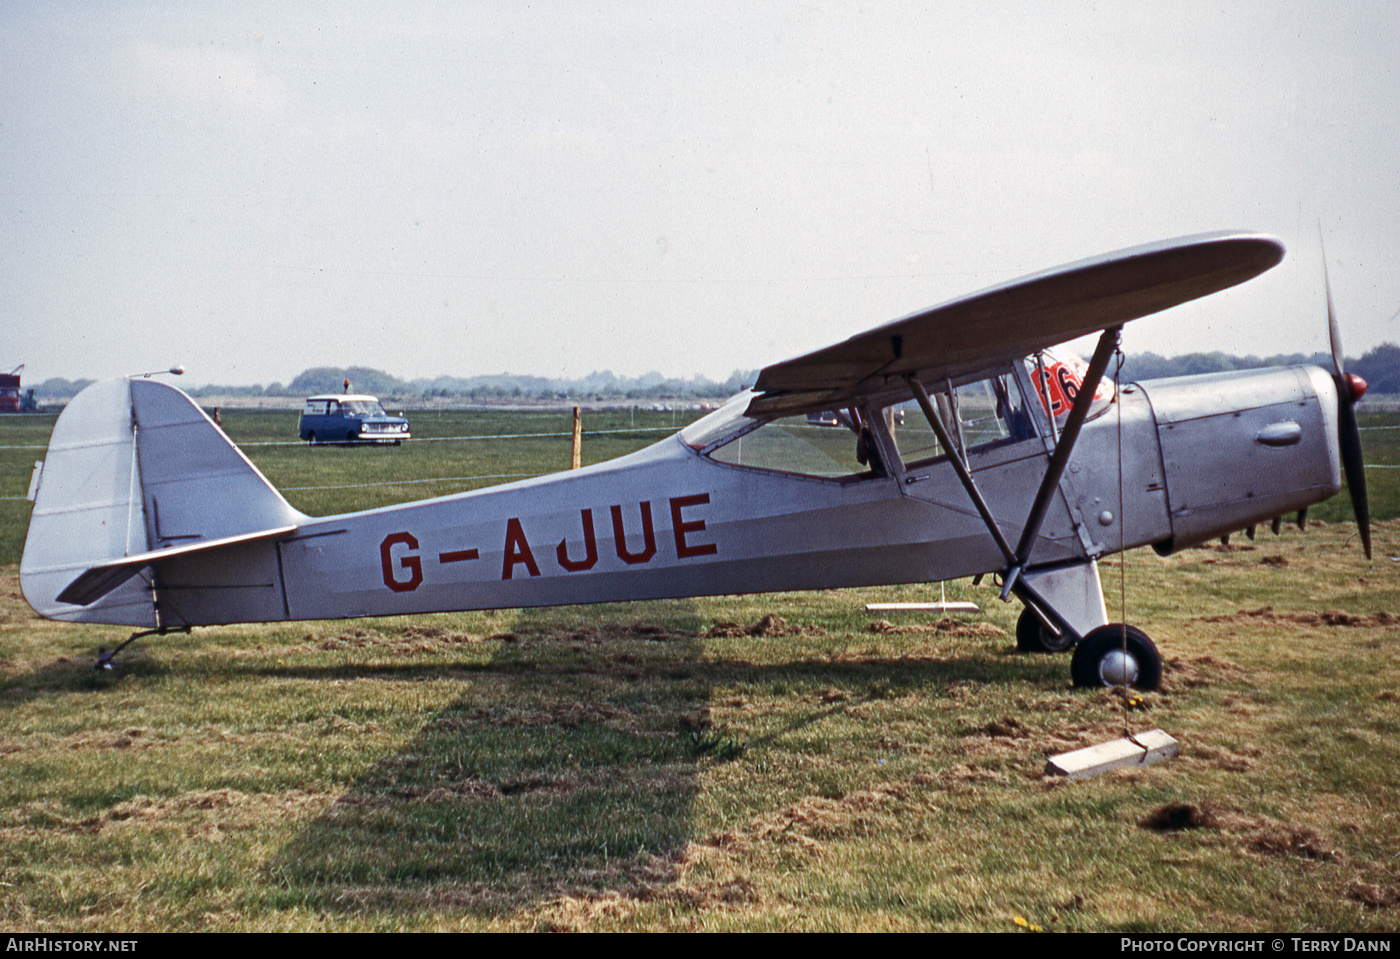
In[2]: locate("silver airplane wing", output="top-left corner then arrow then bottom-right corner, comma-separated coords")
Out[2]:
747,231 -> 1284,417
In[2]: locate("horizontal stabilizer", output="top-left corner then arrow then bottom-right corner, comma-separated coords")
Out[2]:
56,525 -> 298,607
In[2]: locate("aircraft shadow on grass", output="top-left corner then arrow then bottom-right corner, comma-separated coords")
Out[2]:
265,604 -> 1038,916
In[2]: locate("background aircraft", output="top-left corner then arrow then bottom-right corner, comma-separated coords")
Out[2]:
18,232 -> 1370,689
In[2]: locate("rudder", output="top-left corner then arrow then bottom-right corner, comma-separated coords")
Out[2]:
20,379 -> 304,624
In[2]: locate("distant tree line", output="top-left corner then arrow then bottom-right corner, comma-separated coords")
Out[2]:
30,367 -> 761,404
29,343 -> 1400,403
1118,345 -> 1400,395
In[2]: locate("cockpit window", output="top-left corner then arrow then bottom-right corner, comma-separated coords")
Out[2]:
692,371 -> 1035,480
958,374 -> 1035,446
882,402 -> 944,465
706,407 -> 882,480
881,372 -> 1035,467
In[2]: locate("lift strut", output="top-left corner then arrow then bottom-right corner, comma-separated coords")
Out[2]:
904,326 -> 1122,643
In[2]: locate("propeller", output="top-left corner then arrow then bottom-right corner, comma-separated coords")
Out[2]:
1322,250 -> 1372,559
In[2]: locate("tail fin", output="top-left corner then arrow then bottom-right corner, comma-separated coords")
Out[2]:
20,379 -> 303,625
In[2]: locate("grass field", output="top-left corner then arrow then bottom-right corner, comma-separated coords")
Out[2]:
0,404 -> 1397,932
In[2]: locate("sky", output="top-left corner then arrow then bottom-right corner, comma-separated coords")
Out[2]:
3,2 -> 1398,389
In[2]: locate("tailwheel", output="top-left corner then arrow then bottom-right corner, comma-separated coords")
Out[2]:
94,626 -> 189,671
95,628 -> 156,671
1070,624 -> 1162,691
1015,607 -> 1076,653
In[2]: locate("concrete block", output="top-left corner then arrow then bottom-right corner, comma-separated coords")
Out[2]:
1045,729 -> 1179,779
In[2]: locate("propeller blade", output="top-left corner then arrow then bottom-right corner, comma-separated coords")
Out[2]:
1321,245 -> 1372,559
1336,385 -> 1372,559
1326,259 -> 1346,380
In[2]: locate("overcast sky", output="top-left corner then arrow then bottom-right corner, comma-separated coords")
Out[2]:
3,2 -> 1398,388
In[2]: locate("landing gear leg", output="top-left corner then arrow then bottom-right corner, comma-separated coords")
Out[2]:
1015,607 -> 1076,653
1009,561 -> 1108,655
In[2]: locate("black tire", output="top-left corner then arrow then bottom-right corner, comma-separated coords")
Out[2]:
1070,625 -> 1162,690
346,431 -> 357,444
1016,607 -> 1076,653
306,431 -> 317,445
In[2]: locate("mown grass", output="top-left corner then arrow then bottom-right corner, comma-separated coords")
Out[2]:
0,405 -> 1397,931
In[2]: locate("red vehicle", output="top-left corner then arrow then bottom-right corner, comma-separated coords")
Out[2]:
0,372 -> 20,414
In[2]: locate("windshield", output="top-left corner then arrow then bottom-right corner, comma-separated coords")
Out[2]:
341,400 -> 387,417
680,391 -> 758,449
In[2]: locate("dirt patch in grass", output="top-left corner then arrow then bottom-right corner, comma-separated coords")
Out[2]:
1245,824 -> 1340,862
1140,804 -> 1347,865
59,727 -> 161,751
316,845 -> 697,924
487,621 -> 697,647
1162,653 -> 1247,690
436,701 -> 641,731
1189,744 -> 1260,772
1141,800 -> 1221,832
301,621 -> 701,656
942,763 -> 1009,786
505,837 -> 765,928
108,787 -> 328,824
2,788 -> 331,841
983,717 -> 1032,739
513,781 -> 1397,926
546,622 -> 695,644
1346,878 -> 1400,909
333,840 -> 766,929
1,801 -> 106,836
304,626 -> 484,654
705,614 -> 822,638
1197,606 -> 1400,628
699,773 -> 931,862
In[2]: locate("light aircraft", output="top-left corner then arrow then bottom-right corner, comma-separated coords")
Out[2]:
18,232 -> 1372,689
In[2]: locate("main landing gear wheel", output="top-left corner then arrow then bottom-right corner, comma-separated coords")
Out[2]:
1016,608 -> 1076,653
1070,624 -> 1162,691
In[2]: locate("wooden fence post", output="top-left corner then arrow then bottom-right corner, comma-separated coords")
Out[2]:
571,406 -> 582,469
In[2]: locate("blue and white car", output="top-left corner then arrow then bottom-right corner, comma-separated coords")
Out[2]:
298,395 -> 411,445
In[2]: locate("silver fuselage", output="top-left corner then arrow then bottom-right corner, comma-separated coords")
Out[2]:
22,364 -> 1339,629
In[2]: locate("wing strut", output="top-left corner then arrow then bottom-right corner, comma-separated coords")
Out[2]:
1012,327 -> 1121,572
903,375 -> 1018,567
905,327 -> 1122,642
